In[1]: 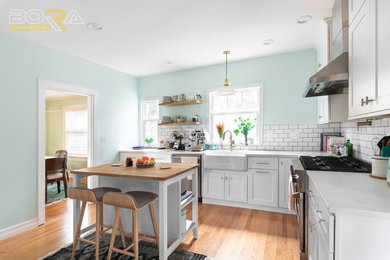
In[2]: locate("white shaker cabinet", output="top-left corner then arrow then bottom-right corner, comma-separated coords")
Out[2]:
203,171 -> 225,200
315,17 -> 348,124
371,0 -> 390,115
349,0 -> 390,119
224,173 -> 247,203
203,170 -> 247,202
349,0 -> 367,24
349,0 -> 375,118
248,169 -> 278,207
318,95 -> 348,124
278,158 -> 293,208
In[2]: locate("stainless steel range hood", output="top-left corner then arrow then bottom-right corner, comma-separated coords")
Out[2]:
304,0 -> 349,98
303,52 -> 348,97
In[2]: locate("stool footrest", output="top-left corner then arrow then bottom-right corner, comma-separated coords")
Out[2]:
112,247 -> 135,257
78,237 -> 96,246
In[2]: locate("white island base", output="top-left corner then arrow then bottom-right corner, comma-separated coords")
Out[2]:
72,167 -> 198,260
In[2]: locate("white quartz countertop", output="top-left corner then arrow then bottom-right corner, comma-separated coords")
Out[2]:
119,149 -> 328,158
308,171 -> 390,217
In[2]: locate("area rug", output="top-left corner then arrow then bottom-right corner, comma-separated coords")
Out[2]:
43,232 -> 208,260
46,183 -> 73,205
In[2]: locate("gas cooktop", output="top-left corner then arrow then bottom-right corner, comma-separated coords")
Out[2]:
299,156 -> 371,173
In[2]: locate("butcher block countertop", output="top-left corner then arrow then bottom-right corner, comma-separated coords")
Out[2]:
71,162 -> 198,181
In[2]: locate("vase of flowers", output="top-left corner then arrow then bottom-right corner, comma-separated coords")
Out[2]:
216,123 -> 225,150
233,117 -> 256,149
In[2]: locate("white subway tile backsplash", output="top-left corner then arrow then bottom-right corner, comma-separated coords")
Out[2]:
340,118 -> 390,162
158,122 -> 346,153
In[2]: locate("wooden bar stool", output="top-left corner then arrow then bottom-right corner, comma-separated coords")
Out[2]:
69,187 -> 126,260
103,191 -> 159,260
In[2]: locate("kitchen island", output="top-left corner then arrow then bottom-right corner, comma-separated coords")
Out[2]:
71,162 -> 199,260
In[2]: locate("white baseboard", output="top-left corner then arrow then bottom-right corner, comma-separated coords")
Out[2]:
0,218 -> 38,241
202,198 -> 295,215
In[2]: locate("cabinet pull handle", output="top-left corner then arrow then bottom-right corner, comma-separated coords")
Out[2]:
319,115 -> 323,119
309,222 -> 316,232
256,162 -> 269,165
361,96 -> 374,106
256,171 -> 270,174
315,210 -> 325,223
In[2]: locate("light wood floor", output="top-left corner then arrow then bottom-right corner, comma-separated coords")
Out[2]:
0,199 -> 300,260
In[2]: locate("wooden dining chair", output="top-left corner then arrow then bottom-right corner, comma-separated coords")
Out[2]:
55,150 -> 69,181
45,157 -> 67,203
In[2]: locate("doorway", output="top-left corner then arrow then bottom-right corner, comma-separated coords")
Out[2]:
38,79 -> 98,225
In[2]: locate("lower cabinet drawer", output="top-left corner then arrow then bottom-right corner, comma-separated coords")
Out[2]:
248,157 -> 279,170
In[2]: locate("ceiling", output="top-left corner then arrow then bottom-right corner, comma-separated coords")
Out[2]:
0,0 -> 333,77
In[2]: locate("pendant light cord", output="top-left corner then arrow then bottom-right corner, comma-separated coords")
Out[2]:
225,52 -> 228,77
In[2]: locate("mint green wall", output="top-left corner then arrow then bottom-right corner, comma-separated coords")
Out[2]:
45,96 -> 88,156
139,49 -> 317,126
0,32 -> 139,230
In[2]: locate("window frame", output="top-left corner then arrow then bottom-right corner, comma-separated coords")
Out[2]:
62,104 -> 89,157
140,98 -> 159,145
208,83 -> 264,145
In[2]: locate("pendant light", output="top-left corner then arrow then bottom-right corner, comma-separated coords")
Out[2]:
218,50 -> 235,96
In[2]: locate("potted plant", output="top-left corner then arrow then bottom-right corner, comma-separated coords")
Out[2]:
144,138 -> 154,146
233,117 -> 256,148
216,123 -> 225,150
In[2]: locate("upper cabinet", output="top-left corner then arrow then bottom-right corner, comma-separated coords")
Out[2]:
349,0 -> 374,118
372,0 -> 390,114
349,0 -> 390,119
333,0 -> 349,59
349,0 -> 366,25
318,95 -> 348,124
315,16 -> 348,124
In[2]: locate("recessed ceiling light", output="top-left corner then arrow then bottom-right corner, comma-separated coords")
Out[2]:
163,60 -> 172,65
297,15 -> 312,24
87,22 -> 103,31
263,39 -> 275,45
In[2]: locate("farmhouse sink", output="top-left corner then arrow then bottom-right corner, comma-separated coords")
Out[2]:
203,150 -> 248,171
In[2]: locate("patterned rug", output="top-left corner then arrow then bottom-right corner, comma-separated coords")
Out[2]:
43,232 -> 207,260
46,182 -> 73,205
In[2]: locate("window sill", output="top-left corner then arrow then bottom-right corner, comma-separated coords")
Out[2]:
68,155 -> 88,161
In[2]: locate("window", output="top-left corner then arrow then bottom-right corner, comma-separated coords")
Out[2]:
141,99 -> 159,145
209,85 -> 262,145
64,107 -> 88,156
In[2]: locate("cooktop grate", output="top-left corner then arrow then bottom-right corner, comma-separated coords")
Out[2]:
299,156 -> 371,173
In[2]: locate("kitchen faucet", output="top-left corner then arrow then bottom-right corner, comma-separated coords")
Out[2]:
223,130 -> 234,151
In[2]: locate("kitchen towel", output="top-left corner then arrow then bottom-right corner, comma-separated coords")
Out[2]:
181,157 -> 198,164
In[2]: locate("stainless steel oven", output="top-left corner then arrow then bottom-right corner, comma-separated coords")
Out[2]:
289,162 -> 307,260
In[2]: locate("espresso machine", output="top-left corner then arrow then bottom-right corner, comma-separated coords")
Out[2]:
188,130 -> 206,151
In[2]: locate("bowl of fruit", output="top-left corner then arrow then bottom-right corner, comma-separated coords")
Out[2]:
136,156 -> 155,168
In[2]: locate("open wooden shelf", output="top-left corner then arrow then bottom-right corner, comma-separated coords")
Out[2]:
158,122 -> 201,126
159,100 -> 202,106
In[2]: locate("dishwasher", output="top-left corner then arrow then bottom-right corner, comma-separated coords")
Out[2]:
171,153 -> 202,202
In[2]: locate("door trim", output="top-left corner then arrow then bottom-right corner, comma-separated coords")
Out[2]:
37,79 -> 99,225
